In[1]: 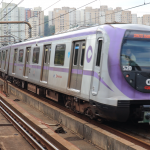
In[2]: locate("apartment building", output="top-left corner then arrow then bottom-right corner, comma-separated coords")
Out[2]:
143,15 -> 150,25
53,8 -> 70,33
25,7 -> 44,38
122,11 -> 132,23
105,10 -> 115,23
132,14 -> 137,24
138,17 -> 143,24
49,5 -> 150,33
25,8 -> 31,22
0,2 -> 25,46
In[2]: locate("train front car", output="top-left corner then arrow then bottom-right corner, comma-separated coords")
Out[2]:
90,24 -> 150,123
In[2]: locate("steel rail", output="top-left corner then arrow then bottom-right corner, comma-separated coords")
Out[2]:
1,78 -> 150,149
0,100 -> 59,150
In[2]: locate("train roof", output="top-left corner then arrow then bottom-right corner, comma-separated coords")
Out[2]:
1,24 -> 150,50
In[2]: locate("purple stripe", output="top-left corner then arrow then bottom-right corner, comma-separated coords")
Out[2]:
14,63 -> 24,67
9,62 -> 112,91
48,67 -> 69,73
72,69 -> 77,74
39,30 -> 97,43
83,70 -> 94,76
78,70 -> 82,75
6,28 -> 98,48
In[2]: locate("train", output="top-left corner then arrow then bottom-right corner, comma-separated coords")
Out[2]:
0,24 -> 150,123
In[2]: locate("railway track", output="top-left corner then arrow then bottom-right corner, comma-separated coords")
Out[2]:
1,79 -> 150,149
0,100 -> 59,150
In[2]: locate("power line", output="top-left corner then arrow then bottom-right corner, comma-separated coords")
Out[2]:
26,0 -> 61,21
53,1 -> 150,32
3,0 -> 61,39
0,0 -> 14,15
0,0 -> 24,21
18,0 -> 98,33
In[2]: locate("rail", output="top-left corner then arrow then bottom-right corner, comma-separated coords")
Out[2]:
0,100 -> 59,150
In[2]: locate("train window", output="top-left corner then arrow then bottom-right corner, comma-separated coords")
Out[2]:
49,47 -> 51,63
0,52 -> 1,67
44,48 -> 48,63
18,49 -> 24,62
14,49 -> 18,62
5,50 -> 8,60
3,51 -> 5,60
32,47 -> 40,64
80,43 -> 85,66
54,44 -> 66,65
74,44 -> 79,65
96,40 -> 102,66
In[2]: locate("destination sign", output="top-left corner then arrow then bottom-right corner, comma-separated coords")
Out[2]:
124,30 -> 150,39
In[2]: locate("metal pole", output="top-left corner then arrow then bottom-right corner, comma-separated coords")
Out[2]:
0,36 -> 16,43
0,21 -> 32,38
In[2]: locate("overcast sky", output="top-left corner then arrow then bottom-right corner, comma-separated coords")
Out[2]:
2,0 -> 150,17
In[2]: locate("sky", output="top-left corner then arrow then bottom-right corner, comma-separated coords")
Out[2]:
2,0 -> 150,17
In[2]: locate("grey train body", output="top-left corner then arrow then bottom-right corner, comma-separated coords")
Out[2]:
1,24 -> 150,122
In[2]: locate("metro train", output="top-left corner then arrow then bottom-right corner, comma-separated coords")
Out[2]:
1,24 -> 150,123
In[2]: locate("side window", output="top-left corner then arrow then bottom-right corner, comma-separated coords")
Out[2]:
0,52 -> 1,67
54,44 -> 66,65
18,49 -> 24,62
80,43 -> 85,66
96,40 -> 102,66
3,51 -> 5,60
14,49 -> 18,62
32,47 -> 40,64
74,44 -> 79,66
49,46 -> 51,63
5,50 -> 8,60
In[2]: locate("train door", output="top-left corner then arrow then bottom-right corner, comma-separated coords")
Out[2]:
24,47 -> 31,77
4,50 -> 8,70
70,41 -> 86,90
12,49 -> 18,73
91,39 -> 103,95
41,45 -> 51,82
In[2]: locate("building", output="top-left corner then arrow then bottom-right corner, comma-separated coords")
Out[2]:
132,14 -> 137,24
25,8 -> 31,22
143,15 -> 150,25
25,7 -> 44,39
0,2 -> 26,46
51,8 -> 70,33
122,11 -> 132,23
138,17 -> 143,25
28,17 -> 39,37
48,5 -> 142,34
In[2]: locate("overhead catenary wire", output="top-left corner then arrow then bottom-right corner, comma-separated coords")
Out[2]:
0,0 -> 24,21
51,1 -> 150,32
2,0 -> 150,41
3,0 -> 62,40
26,0 -> 61,21
21,0 -> 150,35
18,0 -> 99,33
0,0 -> 13,15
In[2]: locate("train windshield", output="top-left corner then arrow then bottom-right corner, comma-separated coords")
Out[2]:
121,31 -> 150,72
